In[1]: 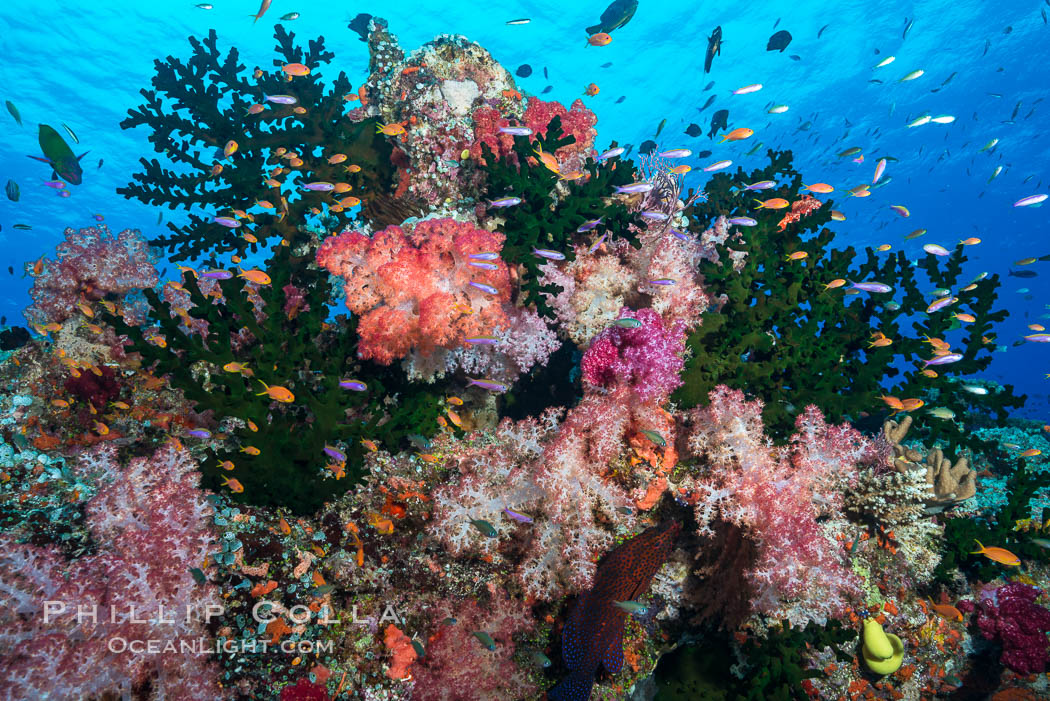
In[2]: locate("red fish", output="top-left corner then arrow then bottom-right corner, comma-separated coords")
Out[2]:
548,520 -> 681,700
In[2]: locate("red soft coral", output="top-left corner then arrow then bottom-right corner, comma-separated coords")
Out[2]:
317,218 -> 512,364
523,97 -> 597,160
777,195 -> 823,232
580,307 -> 687,403
411,591 -> 537,701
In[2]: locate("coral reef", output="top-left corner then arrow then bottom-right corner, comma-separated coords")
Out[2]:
884,415 -> 977,506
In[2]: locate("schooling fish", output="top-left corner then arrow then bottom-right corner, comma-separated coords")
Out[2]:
28,124 -> 88,185
5,100 -> 21,126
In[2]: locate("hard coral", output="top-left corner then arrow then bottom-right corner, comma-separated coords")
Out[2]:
25,225 -> 158,327
318,217 -> 512,365
959,582 -> 1050,675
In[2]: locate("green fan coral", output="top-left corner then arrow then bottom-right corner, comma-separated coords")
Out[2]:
118,26 -> 395,265
675,149 -> 1023,460
102,246 -> 444,514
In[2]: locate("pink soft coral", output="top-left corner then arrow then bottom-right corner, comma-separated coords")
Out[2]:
523,97 -> 597,159
25,224 -> 159,327
412,590 -> 537,701
317,218 -> 512,364
681,386 -> 870,625
581,307 -> 686,403
0,442 -> 224,700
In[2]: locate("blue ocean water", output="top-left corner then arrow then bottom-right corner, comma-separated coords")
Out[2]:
0,0 -> 1046,415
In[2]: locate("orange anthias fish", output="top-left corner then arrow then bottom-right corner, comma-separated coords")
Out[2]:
803,183 -> 834,194
251,0 -> 272,23
366,511 -> 394,534
282,62 -> 310,77
533,145 -> 560,173
256,380 -> 294,403
238,268 -> 271,285
583,83 -> 599,96
221,476 -> 245,493
376,122 -> 406,136
971,540 -> 1020,566
720,127 -> 754,143
588,32 -> 613,46
754,198 -> 789,210
928,598 -> 963,622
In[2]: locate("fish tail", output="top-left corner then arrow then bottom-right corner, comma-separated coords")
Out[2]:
547,670 -> 595,701
971,539 -> 984,554
753,199 -> 764,209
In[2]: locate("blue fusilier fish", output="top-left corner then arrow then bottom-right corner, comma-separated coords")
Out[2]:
28,124 -> 88,185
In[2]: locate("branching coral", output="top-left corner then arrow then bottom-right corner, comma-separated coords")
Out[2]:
884,415 -> 977,506
25,224 -> 158,328
674,149 -> 1024,455
0,443 -> 223,700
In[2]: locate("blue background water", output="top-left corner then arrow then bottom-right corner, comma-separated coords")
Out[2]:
0,0 -> 1046,418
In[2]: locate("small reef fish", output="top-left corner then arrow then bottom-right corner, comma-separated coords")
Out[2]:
339,379 -> 367,391
732,84 -> 762,95
264,94 -> 298,105
28,124 -> 88,185
803,183 -> 834,194
282,63 -> 310,77
852,281 -> 893,293
588,33 -> 613,46
924,353 -> 963,366
928,599 -> 963,621
468,378 -> 508,392
614,182 -> 653,194
657,148 -> 691,158
971,540 -> 1020,566
1015,194 -> 1048,208
597,147 -> 625,160
754,198 -> 789,209
502,507 -> 533,523
499,126 -> 532,136
488,197 -> 521,207
719,127 -> 753,143
743,181 -> 777,191
703,160 -> 732,172
221,476 -> 244,493
469,519 -> 498,537
923,244 -> 950,257
612,600 -> 648,615
468,281 -> 499,295
256,380 -> 295,403
533,248 -> 566,260
472,631 -> 498,650
728,217 -> 757,226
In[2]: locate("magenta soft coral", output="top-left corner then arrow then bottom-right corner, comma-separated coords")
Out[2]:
523,97 -> 597,159
317,218 -> 512,364
958,582 -> 1050,675
25,224 -> 159,327
0,442 -> 225,700
581,307 -> 687,403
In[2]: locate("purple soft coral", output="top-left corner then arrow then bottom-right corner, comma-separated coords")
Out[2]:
959,582 -> 1050,675
580,307 -> 686,403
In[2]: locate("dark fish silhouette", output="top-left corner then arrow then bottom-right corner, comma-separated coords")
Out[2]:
818,23 -> 830,38
516,64 -> 532,77
685,123 -> 703,137
696,149 -> 712,158
709,109 -> 729,139
1009,269 -> 1037,278
789,54 -> 801,61
28,124 -> 88,185
615,96 -> 625,104
547,521 -> 680,701
542,85 -> 553,94
0,326 -> 30,351
600,62 -> 613,68
767,30 -> 792,52
639,140 -> 657,154
5,180 -> 18,202
703,80 -> 715,91
544,67 -> 549,78
697,95 -> 715,113
704,26 -> 722,73
585,0 -> 638,35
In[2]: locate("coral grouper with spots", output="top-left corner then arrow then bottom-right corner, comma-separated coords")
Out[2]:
549,521 -> 681,700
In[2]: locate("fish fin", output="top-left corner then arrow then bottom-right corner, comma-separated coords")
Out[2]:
26,155 -> 51,164
547,670 -> 594,701
585,24 -> 601,35
601,627 -> 625,674
970,539 -> 984,554
76,151 -> 90,161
